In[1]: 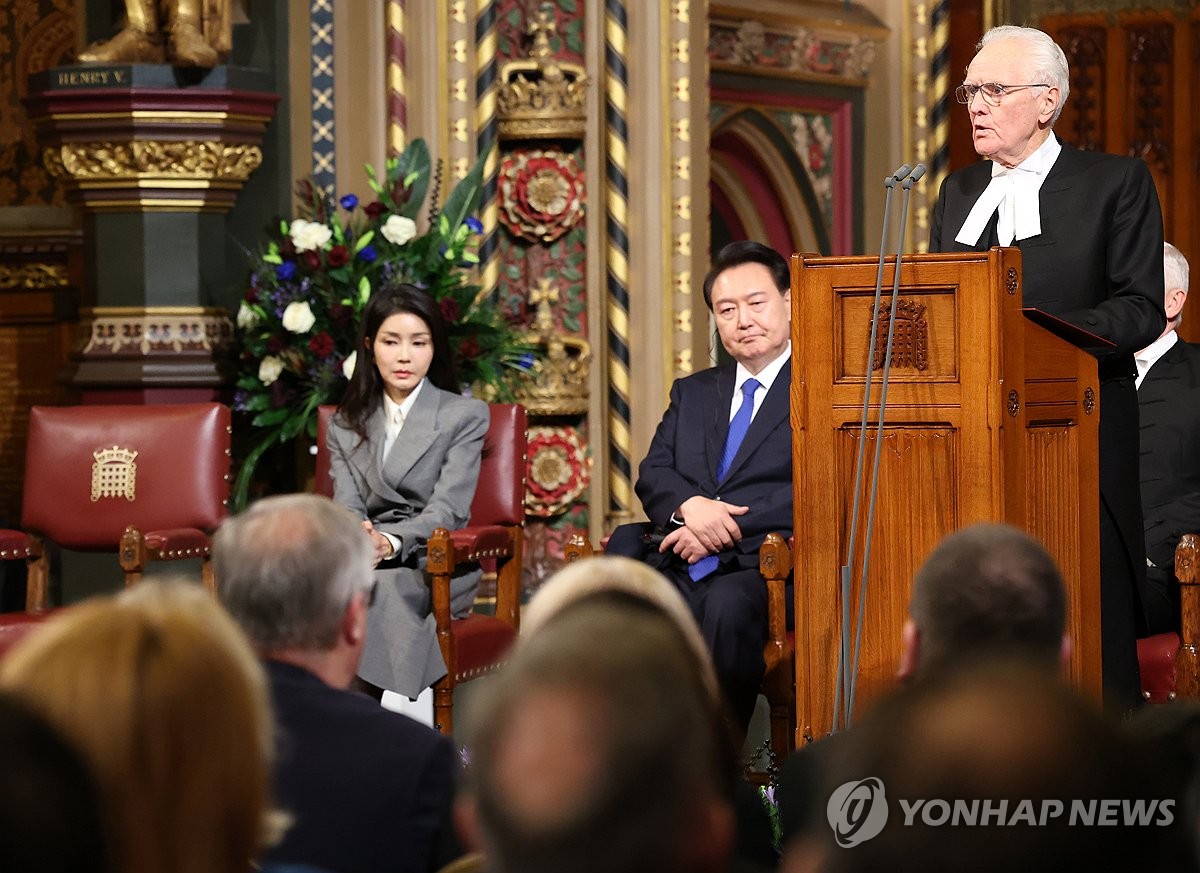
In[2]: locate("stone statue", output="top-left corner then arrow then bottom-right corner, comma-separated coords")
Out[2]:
78,0 -> 232,68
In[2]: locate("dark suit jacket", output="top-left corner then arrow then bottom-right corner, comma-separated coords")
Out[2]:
630,360 -> 793,571
1139,338 -> 1200,570
930,142 -> 1165,578
261,660 -> 460,873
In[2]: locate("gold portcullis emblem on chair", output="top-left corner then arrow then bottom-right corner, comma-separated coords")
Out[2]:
92,446 -> 139,501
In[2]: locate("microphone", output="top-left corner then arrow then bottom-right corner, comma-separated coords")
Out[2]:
902,163 -> 928,189
835,160 -> 914,729
885,163 -> 913,188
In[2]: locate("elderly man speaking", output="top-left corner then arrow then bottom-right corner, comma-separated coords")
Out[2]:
930,25 -> 1165,709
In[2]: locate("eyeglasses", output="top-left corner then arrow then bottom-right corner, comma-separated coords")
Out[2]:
955,82 -> 1050,107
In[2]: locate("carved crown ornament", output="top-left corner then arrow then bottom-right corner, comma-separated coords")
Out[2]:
513,278 -> 591,416
497,4 -> 589,141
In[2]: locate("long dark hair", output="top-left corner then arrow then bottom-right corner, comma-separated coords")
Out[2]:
337,283 -> 459,441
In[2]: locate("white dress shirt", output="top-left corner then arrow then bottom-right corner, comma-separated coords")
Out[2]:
1135,330 -> 1178,390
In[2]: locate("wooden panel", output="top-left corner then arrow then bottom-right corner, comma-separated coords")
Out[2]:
793,250 -> 1102,743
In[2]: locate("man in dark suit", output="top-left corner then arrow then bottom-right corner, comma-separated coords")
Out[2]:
607,240 -> 793,730
214,494 -> 461,873
929,25 -> 1165,708
1137,242 -> 1200,635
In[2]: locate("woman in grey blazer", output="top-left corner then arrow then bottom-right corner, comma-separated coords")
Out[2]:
327,284 -> 489,698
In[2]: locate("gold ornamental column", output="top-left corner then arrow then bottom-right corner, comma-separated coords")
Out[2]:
23,66 -> 278,401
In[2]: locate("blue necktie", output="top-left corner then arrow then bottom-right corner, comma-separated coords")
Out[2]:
689,378 -> 761,581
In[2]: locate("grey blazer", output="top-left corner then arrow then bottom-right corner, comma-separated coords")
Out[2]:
327,382 -> 489,697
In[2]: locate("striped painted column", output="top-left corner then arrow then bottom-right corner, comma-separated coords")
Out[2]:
927,0 -> 950,213
309,0 -> 336,190
474,0 -> 500,300
604,0 -> 633,525
386,0 -> 407,156
445,0 -> 473,182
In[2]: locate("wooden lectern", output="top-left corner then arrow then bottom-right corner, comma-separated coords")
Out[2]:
790,249 -> 1103,745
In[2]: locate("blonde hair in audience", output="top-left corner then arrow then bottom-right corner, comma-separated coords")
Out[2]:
0,579 -> 281,873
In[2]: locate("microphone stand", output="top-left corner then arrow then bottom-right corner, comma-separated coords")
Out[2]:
834,163 -> 912,732
844,164 -> 927,728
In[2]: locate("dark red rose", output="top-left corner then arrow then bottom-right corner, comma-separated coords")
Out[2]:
327,245 -> 349,267
330,302 -> 352,326
439,297 -> 462,323
308,332 -> 335,358
279,239 -> 297,260
458,338 -> 482,360
302,250 -> 321,270
364,200 -> 387,218
244,287 -> 258,303
266,336 -> 284,355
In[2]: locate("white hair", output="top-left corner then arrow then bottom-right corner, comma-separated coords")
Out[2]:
1165,242 -> 1190,295
978,26 -> 1070,125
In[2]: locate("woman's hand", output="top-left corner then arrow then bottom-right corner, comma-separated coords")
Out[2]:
362,520 -> 394,566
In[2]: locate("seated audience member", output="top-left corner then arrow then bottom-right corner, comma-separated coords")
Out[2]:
606,241 -> 794,732
0,691 -> 108,873
457,556 -> 739,873
896,521 -> 1070,679
1136,241 -> 1200,635
1125,702 -> 1200,872
779,523 -> 1069,846
791,660 -> 1165,873
0,580 -> 281,873
214,494 -> 462,873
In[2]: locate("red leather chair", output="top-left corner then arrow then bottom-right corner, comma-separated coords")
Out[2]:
316,403 -> 528,736
0,403 -> 231,608
0,611 -> 54,660
427,404 -> 527,735
1140,533 -> 1200,703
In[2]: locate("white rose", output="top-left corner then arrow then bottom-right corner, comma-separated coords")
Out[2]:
289,218 -> 332,252
236,303 -> 259,329
258,356 -> 284,386
342,350 -> 357,380
380,214 -> 417,246
281,300 -> 316,334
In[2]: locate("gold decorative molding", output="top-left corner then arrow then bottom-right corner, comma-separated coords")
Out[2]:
709,3 -> 887,85
497,4 -> 588,141
45,142 -> 263,181
0,262 -> 68,290
514,278 -> 590,416
77,306 -> 233,358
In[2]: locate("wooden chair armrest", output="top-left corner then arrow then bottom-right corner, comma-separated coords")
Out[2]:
564,533 -> 594,563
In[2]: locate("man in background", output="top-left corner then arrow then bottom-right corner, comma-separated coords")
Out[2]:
1136,242 -> 1200,635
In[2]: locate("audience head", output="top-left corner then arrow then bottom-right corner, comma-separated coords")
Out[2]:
216,493 -> 375,684
0,691 -> 108,873
459,557 -> 737,873
964,27 -> 1066,166
802,659 -> 1154,873
702,241 -> 791,375
898,523 -> 1068,680
339,282 -> 458,435
0,580 -> 279,873
1164,241 -> 1190,333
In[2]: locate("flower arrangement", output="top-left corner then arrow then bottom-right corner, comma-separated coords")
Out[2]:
232,138 -> 531,509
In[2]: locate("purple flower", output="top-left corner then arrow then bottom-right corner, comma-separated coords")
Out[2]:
340,193 -> 359,211
466,216 -> 484,234
276,261 -> 297,281
233,389 -> 248,411
358,244 -> 378,263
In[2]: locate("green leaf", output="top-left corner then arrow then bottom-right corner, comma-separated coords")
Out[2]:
438,143 -> 489,237
358,275 -> 371,302
392,138 -> 431,219
354,230 -> 375,253
230,426 -> 285,513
